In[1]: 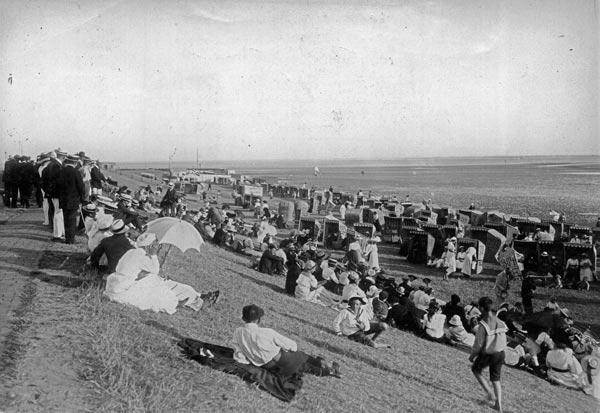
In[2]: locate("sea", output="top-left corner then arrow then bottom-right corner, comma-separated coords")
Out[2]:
118,156 -> 600,226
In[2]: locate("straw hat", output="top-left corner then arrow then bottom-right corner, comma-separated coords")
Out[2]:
110,219 -> 128,234
449,315 -> 463,326
96,215 -> 114,231
82,203 -> 97,212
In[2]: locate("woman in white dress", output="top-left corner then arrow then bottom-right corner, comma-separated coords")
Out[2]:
462,247 -> 477,277
104,233 -> 219,314
443,237 -> 457,280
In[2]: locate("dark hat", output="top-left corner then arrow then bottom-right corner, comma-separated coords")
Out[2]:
348,296 -> 366,305
316,251 -> 329,260
423,277 -> 431,284
82,203 -> 97,212
242,304 -> 264,323
407,274 -> 417,281
77,151 -> 86,157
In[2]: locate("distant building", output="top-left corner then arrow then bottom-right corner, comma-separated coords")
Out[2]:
177,168 -> 232,184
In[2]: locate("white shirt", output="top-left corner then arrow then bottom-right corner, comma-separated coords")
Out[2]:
423,313 -> 446,338
333,307 -> 370,336
88,229 -> 112,253
232,323 -> 297,366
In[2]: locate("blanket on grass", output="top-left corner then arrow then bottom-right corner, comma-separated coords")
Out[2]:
178,337 -> 303,402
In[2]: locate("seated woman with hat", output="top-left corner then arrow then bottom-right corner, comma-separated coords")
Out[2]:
333,296 -> 389,348
546,332 -> 588,390
103,232 -> 219,314
295,260 -> 325,304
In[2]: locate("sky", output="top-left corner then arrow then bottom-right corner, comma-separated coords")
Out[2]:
0,0 -> 598,162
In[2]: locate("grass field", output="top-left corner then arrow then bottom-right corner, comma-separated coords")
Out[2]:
1,171 -> 599,412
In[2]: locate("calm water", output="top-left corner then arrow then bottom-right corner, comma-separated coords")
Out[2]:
119,156 -> 600,225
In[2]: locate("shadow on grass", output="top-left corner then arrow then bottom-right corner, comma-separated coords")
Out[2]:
142,319 -> 184,340
0,233 -> 54,243
228,269 -> 286,294
271,310 -> 337,335
304,336 -> 479,403
535,292 -> 600,306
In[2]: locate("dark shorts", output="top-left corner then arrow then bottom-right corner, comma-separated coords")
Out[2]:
348,323 -> 386,346
472,351 -> 505,382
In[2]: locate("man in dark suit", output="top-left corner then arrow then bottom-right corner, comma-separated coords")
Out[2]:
57,155 -> 85,244
2,155 -> 18,207
90,219 -> 134,273
43,151 -> 66,238
16,156 -> 35,208
90,160 -> 106,195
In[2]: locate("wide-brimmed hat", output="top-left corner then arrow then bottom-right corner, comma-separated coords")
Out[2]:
541,251 -> 549,257
348,296 -> 366,305
82,203 -> 97,212
136,232 -> 156,247
111,219 -> 128,234
119,193 -> 133,202
96,215 -> 114,231
449,315 -> 463,326
64,154 -> 80,165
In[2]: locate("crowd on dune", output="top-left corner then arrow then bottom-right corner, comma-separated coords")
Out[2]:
2,152 -> 600,410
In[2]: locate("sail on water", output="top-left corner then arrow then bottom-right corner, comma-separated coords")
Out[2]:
314,166 -> 320,176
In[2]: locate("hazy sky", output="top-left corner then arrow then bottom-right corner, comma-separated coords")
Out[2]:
0,0 -> 598,162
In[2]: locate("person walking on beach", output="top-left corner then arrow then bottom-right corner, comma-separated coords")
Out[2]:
469,296 -> 508,413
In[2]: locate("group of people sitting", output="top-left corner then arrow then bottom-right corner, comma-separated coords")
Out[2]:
79,192 -> 221,314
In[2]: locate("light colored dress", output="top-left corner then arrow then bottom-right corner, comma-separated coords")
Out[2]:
104,249 -> 200,314
546,348 -> 587,390
364,243 -> 380,270
448,325 -> 475,347
445,242 -> 456,275
579,258 -> 594,282
295,272 -> 323,303
462,247 -> 476,276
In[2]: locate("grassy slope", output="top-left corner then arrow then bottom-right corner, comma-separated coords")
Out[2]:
76,241 -> 597,412
4,170 -> 596,412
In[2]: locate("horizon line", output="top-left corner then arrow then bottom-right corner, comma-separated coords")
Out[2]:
112,154 -> 600,164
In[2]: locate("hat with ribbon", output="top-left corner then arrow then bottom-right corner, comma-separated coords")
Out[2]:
110,219 -> 128,235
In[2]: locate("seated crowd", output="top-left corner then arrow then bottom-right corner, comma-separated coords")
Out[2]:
4,153 -> 599,405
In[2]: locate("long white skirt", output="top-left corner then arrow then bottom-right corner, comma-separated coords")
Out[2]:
104,273 -> 181,314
